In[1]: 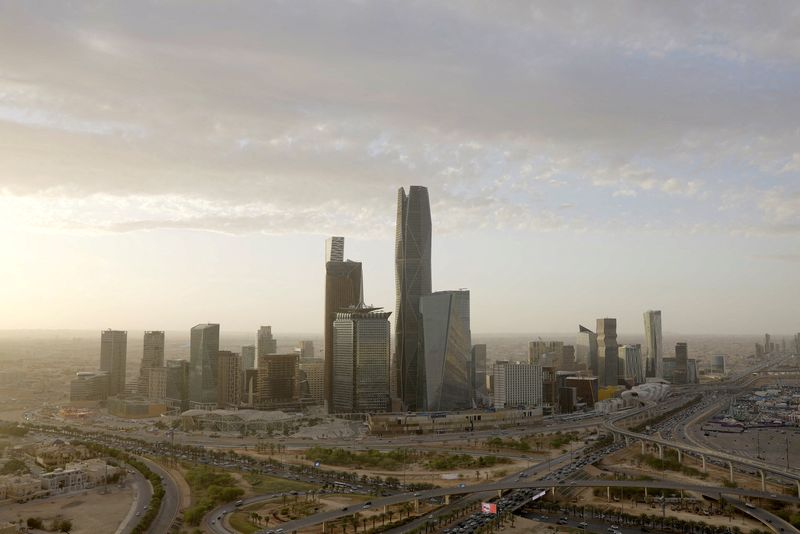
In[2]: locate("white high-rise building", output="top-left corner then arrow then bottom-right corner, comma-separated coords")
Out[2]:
643,310 -> 663,378
493,361 -> 542,409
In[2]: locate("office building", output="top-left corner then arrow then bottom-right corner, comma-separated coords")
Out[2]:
395,185 -> 432,411
69,372 -> 109,402
560,345 -> 575,371
493,361 -> 543,409
596,318 -> 618,387
241,345 -> 256,369
673,342 -> 688,385
419,290 -> 471,411
165,359 -> 190,411
325,236 -> 345,263
643,310 -> 663,378
189,324 -> 220,405
242,369 -> 259,406
299,359 -> 324,404
687,358 -> 698,384
711,355 -> 726,375
559,387 -> 577,413
576,325 -> 598,376
794,333 -> 800,354
324,236 -> 363,410
471,344 -> 487,405
147,367 -> 167,401
565,376 -> 598,407
662,357 -> 676,382
619,344 -> 644,384
257,326 -> 278,358
138,331 -> 165,395
100,329 -> 127,396
256,353 -> 299,407
216,351 -> 242,408
297,340 -> 315,360
528,340 -> 564,366
765,333 -> 772,354
332,306 -> 392,413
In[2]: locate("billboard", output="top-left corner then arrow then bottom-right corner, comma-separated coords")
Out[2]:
481,502 -> 497,514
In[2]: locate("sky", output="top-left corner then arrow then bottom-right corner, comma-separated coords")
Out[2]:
1,1 -> 799,336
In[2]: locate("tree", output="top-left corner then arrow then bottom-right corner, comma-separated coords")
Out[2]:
58,519 -> 73,533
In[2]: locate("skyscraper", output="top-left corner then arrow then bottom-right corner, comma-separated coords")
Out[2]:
165,359 -> 190,411
138,331 -> 165,395
332,305 -> 391,413
216,350 -> 242,408
596,318 -> 618,387
619,344 -> 644,384
576,325 -> 598,375
297,340 -> 315,360
189,323 -> 220,404
528,340 -> 564,366
395,186 -> 432,412
325,236 -> 345,262
241,345 -> 256,369
673,342 -> 688,385
419,290 -> 471,411
643,310 -> 663,378
324,236 -> 363,410
257,326 -> 278,358
100,329 -> 127,396
256,353 -> 299,407
471,344 -> 487,405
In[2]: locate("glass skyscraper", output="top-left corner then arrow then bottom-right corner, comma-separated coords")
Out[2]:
189,323 -> 219,404
596,318 -> 618,387
395,185 -> 432,411
643,310 -> 663,378
419,290 -> 471,411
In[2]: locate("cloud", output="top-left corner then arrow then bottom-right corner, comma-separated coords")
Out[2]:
0,2 -> 798,238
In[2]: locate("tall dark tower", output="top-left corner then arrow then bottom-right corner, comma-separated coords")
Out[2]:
395,186 -> 432,410
324,237 -> 363,411
596,318 -> 618,387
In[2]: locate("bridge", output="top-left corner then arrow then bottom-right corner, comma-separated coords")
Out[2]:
206,477 -> 800,534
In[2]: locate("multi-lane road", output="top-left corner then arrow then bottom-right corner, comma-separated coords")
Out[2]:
218,478 -> 799,534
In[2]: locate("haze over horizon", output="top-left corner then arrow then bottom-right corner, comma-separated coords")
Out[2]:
2,2 -> 799,334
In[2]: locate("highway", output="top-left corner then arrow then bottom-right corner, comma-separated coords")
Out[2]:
220,478 -> 799,534
117,467 -> 151,534
140,457 -> 181,534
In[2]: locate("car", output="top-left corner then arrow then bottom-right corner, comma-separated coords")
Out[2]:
342,507 -> 349,511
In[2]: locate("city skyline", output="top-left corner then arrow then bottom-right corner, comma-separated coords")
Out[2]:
2,2 -> 800,335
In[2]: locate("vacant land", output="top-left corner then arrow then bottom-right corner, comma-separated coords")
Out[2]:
0,486 -> 134,534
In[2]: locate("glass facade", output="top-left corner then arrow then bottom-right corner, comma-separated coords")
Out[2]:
419,290 -> 471,411
189,323 -> 219,404
395,186 -> 432,411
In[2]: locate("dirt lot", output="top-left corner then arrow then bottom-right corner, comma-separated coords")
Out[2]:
0,486 -> 134,534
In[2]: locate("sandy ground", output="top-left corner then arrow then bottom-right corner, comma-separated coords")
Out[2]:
0,486 -> 134,534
